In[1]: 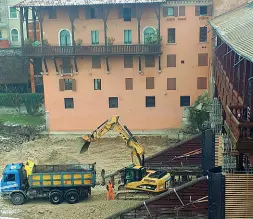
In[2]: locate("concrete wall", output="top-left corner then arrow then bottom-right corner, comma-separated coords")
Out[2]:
41,2 -> 212,132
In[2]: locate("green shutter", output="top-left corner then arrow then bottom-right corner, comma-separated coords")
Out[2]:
124,30 -> 132,44
91,30 -> 99,45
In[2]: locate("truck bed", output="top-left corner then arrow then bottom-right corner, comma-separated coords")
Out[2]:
28,163 -> 96,188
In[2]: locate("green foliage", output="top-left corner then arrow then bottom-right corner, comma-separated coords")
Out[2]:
107,37 -> 115,45
74,39 -> 83,46
24,38 -> 50,47
145,29 -> 162,44
186,91 -> 212,133
0,93 -> 44,115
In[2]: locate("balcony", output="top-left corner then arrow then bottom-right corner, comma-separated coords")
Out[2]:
225,105 -> 253,152
23,44 -> 162,57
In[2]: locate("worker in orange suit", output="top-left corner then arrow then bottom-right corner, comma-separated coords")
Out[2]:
106,180 -> 115,200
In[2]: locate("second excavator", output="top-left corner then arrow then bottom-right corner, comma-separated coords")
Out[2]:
77,115 -> 171,198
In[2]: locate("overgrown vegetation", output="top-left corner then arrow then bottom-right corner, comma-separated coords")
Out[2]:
0,93 -> 44,115
145,29 -> 162,44
0,114 -> 45,126
184,91 -> 212,133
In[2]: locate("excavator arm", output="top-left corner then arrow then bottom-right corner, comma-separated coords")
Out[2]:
78,115 -> 145,166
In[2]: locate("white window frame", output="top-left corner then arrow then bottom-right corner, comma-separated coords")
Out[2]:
8,6 -> 18,19
10,28 -> 19,42
58,29 -> 72,46
142,26 -> 156,44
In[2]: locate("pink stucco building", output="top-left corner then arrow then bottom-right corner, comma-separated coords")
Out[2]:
17,0 -> 212,132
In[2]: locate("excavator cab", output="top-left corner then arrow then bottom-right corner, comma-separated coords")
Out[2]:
124,165 -> 147,184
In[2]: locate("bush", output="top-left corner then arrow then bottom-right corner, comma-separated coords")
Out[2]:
0,93 -> 44,115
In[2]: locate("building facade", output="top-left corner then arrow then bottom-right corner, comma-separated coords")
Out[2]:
17,0 -> 212,132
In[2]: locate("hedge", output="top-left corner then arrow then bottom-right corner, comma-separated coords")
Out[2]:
0,93 -> 44,115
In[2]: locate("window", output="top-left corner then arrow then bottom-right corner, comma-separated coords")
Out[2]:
124,55 -> 133,68
179,6 -> 185,16
64,79 -> 72,90
59,30 -> 71,46
125,78 -> 133,90
167,54 -> 176,67
64,98 -> 74,109
91,30 -> 99,45
167,78 -> 176,90
146,96 -> 155,107
198,53 -> 208,66
109,97 -> 118,108
5,174 -> 15,182
123,7 -> 131,21
168,28 -> 175,44
92,56 -> 101,69
61,58 -> 72,74
197,77 -> 207,89
90,8 -> 96,19
200,6 -> 207,15
59,79 -> 76,91
0,30 -> 2,39
180,96 -> 190,107
94,79 -> 101,90
143,27 -> 155,44
9,7 -> 17,18
199,27 -> 207,43
124,30 -> 132,44
71,7 -> 79,19
146,77 -> 154,89
48,8 -> 57,19
11,29 -> 18,42
167,7 -> 174,16
145,56 -> 155,68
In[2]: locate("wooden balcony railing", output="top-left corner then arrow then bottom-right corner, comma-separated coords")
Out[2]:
23,44 -> 162,57
225,105 -> 253,151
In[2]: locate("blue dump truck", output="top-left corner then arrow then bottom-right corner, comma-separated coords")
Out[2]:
0,160 -> 96,205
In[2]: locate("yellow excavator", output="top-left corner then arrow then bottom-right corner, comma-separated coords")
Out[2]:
78,115 -> 171,197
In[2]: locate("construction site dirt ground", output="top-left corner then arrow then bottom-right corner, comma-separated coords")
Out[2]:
0,135 -> 178,219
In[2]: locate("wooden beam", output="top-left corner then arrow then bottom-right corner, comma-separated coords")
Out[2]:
155,4 -> 160,42
19,7 -> 24,48
73,56 -> 78,73
103,7 -> 109,46
138,55 -> 142,73
136,7 -> 143,45
37,8 -> 44,47
32,7 -> 37,41
68,7 -> 75,46
243,60 -> 251,105
24,8 -> 29,39
105,56 -> 109,73
158,55 -> 161,72
53,57 -> 59,73
43,57 -> 48,73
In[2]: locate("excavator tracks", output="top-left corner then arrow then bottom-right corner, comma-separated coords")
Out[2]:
115,190 -> 157,200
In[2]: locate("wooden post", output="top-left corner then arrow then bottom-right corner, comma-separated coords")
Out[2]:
137,7 -> 143,73
32,8 -> 37,41
19,7 -> 24,48
155,4 -> 161,72
38,9 -> 44,47
103,7 -> 109,72
30,61 -> 35,93
25,7 -> 29,39
243,61 -> 252,106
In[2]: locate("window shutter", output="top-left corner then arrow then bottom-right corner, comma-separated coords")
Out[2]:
124,56 -> 133,68
146,77 -> 155,89
145,56 -> 155,68
163,7 -> 168,17
59,79 -> 65,91
118,5 -> 123,18
167,54 -> 176,67
207,5 -> 213,16
179,6 -> 185,16
195,6 -> 200,16
198,53 -> 208,66
167,78 -> 176,90
84,6 -> 91,19
131,6 -> 136,18
197,77 -> 207,89
174,7 -> 178,17
92,56 -> 101,68
125,78 -> 133,90
72,79 -> 76,91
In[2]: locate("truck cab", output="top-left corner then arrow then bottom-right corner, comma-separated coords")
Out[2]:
0,163 -> 27,196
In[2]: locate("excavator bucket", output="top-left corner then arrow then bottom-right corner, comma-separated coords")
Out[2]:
77,137 -> 91,154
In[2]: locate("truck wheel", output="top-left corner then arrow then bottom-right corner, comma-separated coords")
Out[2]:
11,193 -> 25,205
49,192 -> 63,205
66,191 -> 79,204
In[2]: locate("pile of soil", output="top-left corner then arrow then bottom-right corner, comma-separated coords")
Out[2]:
0,135 -> 174,219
